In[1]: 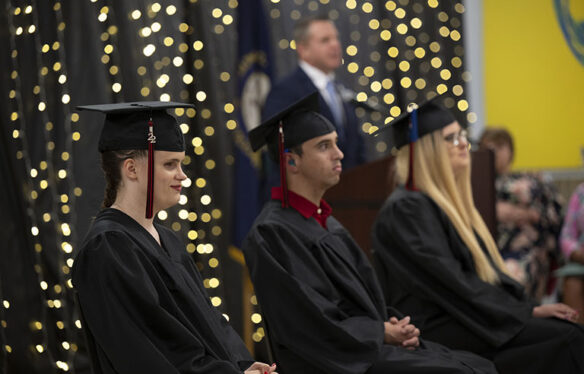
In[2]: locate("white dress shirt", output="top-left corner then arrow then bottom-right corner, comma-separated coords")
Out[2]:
298,61 -> 344,120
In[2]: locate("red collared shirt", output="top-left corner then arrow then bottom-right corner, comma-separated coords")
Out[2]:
271,187 -> 332,229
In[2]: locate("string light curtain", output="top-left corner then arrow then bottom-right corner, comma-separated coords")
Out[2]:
0,0 -> 470,372
2,0 -> 83,372
1,0 -> 241,372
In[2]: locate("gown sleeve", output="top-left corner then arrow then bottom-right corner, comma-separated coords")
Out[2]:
73,231 -> 244,374
373,193 -> 532,347
244,223 -> 384,374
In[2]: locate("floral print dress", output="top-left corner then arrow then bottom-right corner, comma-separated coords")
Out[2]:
495,172 -> 564,302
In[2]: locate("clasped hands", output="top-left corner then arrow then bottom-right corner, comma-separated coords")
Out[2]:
245,362 -> 277,374
384,315 -> 420,350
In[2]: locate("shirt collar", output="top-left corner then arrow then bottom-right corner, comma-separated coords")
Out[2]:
299,60 -> 335,91
271,187 -> 332,229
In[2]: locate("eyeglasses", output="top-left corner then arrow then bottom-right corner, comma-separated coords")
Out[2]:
443,129 -> 469,147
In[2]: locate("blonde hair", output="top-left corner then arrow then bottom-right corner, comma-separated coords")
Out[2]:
395,131 -> 507,284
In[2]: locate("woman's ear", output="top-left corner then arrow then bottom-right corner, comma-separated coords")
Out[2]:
121,158 -> 139,181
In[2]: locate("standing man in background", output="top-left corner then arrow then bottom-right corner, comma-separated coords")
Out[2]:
263,14 -> 365,169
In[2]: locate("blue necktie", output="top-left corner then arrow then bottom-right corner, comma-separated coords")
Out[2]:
326,81 -> 344,138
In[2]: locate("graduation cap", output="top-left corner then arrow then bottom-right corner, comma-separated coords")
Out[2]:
77,101 -> 195,219
249,92 -> 336,207
371,97 -> 456,190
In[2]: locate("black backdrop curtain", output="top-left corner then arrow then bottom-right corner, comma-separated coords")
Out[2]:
0,0 -> 469,372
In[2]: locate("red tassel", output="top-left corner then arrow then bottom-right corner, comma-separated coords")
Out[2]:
146,118 -> 156,218
278,121 -> 288,208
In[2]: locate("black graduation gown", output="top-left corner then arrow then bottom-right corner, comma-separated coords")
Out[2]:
243,200 -> 496,374
72,209 -> 253,374
372,187 -> 584,373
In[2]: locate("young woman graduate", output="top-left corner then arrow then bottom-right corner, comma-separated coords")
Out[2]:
72,102 -> 277,374
371,97 -> 584,374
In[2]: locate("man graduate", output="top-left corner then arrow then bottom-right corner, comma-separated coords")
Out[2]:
73,102 -> 277,374
242,93 -> 496,374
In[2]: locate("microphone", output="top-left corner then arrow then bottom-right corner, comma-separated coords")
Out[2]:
337,85 -> 391,116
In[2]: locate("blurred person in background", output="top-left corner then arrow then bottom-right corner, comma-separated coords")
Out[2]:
263,14 -> 365,170
558,182 -> 584,323
479,127 -> 564,303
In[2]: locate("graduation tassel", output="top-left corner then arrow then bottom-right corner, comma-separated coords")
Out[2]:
406,143 -> 415,190
406,105 -> 418,191
146,116 -> 156,218
278,121 -> 289,208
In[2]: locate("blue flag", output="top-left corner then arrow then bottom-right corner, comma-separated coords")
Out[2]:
233,0 -> 273,248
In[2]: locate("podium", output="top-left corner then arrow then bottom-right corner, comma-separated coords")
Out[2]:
324,149 -> 496,256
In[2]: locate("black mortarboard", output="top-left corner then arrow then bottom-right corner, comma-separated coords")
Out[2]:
77,101 -> 195,219
77,101 -> 194,152
372,97 -> 456,190
250,92 -> 335,156
250,92 -> 336,206
372,97 -> 456,150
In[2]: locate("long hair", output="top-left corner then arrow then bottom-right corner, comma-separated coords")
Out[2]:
100,150 -> 147,208
395,131 -> 507,284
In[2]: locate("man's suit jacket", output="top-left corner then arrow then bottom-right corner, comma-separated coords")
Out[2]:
263,66 -> 365,169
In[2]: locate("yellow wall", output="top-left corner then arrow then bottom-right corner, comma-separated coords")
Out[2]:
484,0 -> 584,169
